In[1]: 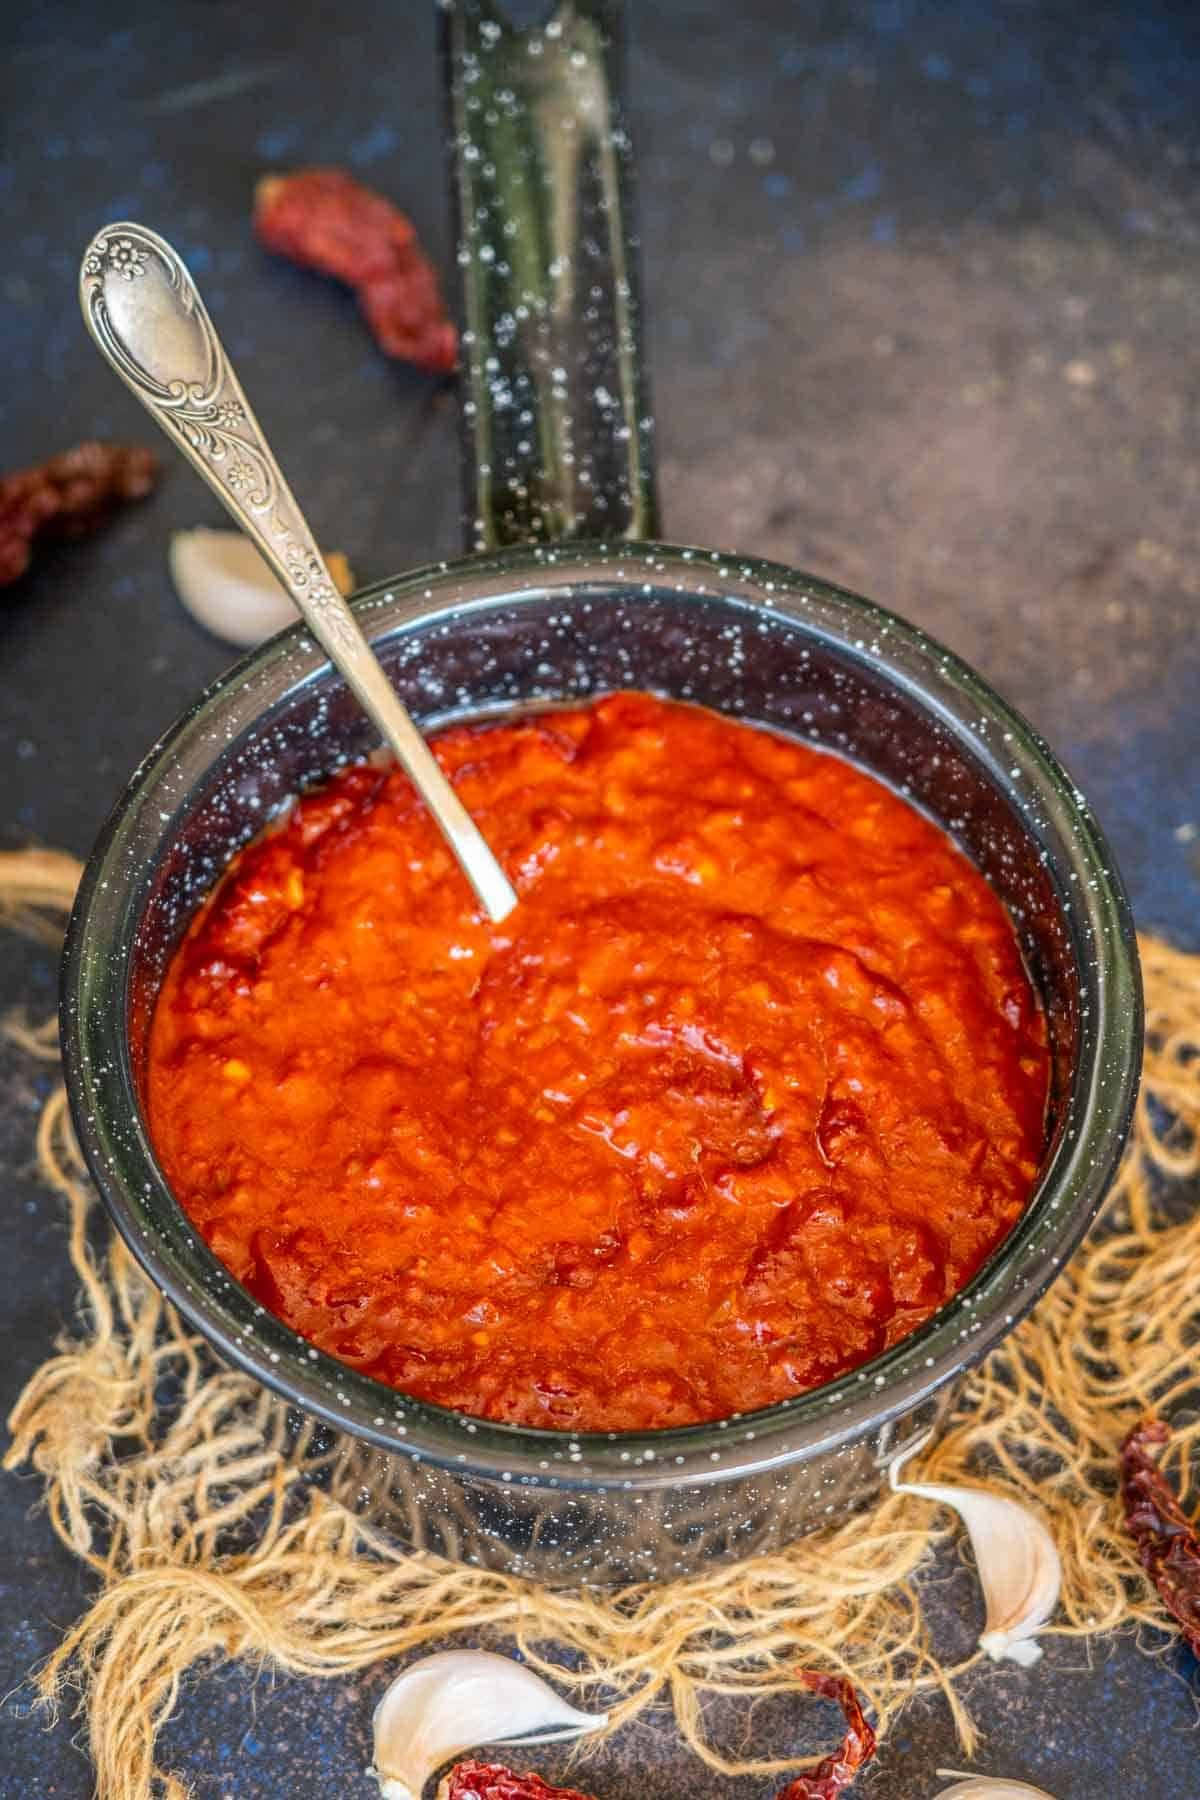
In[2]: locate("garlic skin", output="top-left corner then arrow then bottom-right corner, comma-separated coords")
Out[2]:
370,1649 -> 607,1800
890,1440 -> 1061,1667
168,527 -> 354,647
936,1772 -> 1057,1798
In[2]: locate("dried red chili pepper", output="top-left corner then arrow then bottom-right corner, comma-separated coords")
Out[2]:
773,1670 -> 877,1800
253,167 -> 458,373
1121,1416 -> 1200,1656
438,1670 -> 875,1800
0,442 -> 158,587
438,1763 -> 597,1800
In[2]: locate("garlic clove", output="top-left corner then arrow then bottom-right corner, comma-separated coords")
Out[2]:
168,526 -> 354,647
370,1649 -> 607,1800
890,1442 -> 1061,1667
935,1771 -> 1057,1798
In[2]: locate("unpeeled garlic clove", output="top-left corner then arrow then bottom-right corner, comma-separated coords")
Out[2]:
370,1649 -> 607,1800
168,526 -> 354,647
935,1772 -> 1057,1797
890,1439 -> 1061,1667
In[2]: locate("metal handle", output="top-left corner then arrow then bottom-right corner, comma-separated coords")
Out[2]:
441,0 -> 659,550
80,222 -> 517,922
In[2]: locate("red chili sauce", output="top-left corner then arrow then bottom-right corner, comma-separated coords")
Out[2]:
146,693 -> 1048,1432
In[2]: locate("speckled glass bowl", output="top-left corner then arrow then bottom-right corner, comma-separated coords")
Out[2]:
63,2 -> 1141,1581
62,541 -> 1140,1582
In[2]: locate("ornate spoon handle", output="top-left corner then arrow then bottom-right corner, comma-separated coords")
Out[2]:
80,222 -> 517,923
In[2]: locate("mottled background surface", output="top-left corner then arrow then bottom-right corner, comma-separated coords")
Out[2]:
2,0 -> 1199,1794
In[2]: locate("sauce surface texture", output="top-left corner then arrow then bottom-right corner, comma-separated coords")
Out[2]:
147,693 -> 1048,1431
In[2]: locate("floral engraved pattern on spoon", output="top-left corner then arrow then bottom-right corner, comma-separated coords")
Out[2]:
109,238 -> 148,280
224,460 -> 257,495
84,235 -> 149,282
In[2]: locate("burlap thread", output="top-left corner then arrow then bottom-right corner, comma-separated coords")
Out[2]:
3,847 -> 1199,1798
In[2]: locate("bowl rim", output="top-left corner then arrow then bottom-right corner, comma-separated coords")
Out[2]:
61,539 -> 1143,1490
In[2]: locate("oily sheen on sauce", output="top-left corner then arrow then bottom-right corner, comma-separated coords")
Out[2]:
146,693 -> 1049,1433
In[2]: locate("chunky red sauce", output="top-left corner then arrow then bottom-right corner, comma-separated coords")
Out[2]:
147,693 -> 1048,1431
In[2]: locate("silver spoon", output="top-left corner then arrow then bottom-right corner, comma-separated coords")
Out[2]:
79,221 -> 518,923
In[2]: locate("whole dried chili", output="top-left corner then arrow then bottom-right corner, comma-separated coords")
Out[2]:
0,442 -> 158,587
773,1671 -> 877,1800
439,1765 -> 597,1800
437,1670 -> 875,1800
254,167 -> 458,373
1121,1416 -> 1200,1656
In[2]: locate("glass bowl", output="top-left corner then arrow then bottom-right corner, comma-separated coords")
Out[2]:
61,541 -> 1141,1581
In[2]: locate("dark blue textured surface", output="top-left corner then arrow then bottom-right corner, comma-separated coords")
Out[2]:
2,1 -> 1199,1795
